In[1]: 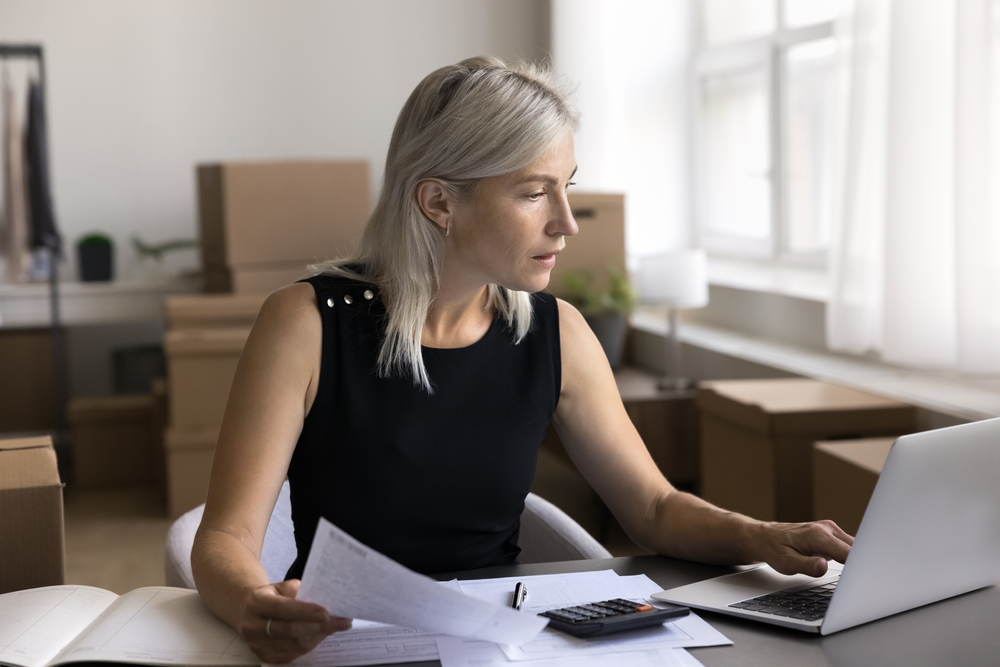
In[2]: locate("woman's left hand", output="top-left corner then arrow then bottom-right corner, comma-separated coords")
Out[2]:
754,520 -> 854,577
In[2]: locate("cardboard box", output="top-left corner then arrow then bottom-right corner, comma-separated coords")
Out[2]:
698,379 -> 915,522
198,160 -> 370,271
547,192 -> 625,299
67,395 -> 156,488
204,263 -> 313,294
164,426 -> 218,518
813,437 -> 895,535
165,327 -> 250,429
0,328 -> 55,432
0,436 -> 64,593
166,293 -> 267,330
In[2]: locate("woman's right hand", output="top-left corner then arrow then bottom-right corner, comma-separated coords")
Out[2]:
238,579 -> 352,663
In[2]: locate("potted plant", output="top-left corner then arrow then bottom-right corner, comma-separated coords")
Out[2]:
77,233 -> 114,282
561,266 -> 637,369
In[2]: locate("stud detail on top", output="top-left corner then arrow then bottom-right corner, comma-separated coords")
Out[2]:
326,298 -> 334,308
363,289 -> 374,300
344,294 -> 354,305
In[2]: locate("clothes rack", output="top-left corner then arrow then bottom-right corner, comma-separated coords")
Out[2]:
0,43 -> 67,462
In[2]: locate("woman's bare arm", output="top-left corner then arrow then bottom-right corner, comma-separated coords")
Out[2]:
191,283 -> 349,663
551,299 -> 852,576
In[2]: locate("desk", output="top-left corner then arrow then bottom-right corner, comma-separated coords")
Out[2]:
413,556 -> 1000,667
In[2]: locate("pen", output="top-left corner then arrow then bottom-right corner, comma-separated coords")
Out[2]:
511,582 -> 527,610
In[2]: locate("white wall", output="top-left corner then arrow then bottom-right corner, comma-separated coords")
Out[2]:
0,0 -> 550,280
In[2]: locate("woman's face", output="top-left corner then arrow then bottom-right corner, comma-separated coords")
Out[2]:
447,131 -> 579,294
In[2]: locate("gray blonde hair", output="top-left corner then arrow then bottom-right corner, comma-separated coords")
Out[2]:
314,55 -> 579,392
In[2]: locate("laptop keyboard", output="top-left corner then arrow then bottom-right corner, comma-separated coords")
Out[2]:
728,580 -> 839,622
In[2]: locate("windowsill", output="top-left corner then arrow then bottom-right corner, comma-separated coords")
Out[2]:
630,311 -> 1000,422
0,275 -> 202,327
707,257 -> 830,303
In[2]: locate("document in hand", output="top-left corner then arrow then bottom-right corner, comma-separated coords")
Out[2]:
297,518 -> 549,646
0,585 -> 255,667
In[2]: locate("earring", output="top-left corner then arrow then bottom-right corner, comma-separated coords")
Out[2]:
445,224 -> 451,237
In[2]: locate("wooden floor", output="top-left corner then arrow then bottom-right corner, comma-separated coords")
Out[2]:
63,486 -> 171,593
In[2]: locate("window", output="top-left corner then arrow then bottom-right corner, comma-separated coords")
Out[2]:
694,0 -> 837,263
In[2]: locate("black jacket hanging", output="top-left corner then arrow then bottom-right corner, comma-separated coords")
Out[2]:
25,80 -> 60,253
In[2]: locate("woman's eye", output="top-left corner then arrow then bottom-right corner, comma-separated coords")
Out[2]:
526,192 -> 545,201
566,181 -> 577,190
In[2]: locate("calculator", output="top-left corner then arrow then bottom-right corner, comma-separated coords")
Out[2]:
539,598 -> 689,637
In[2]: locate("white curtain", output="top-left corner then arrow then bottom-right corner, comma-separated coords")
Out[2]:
828,0 -> 1000,373
551,0 -> 694,256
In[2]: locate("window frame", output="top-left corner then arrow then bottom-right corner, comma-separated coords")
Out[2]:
692,4 -> 836,267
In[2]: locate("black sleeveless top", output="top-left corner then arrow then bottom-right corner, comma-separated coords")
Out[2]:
284,273 -> 561,578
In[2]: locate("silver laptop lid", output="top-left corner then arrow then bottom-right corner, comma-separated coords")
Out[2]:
822,417 -> 1000,634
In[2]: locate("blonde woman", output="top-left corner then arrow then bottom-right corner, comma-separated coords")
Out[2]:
191,56 -> 853,663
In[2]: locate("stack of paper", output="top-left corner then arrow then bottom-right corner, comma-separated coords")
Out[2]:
290,519 -> 731,667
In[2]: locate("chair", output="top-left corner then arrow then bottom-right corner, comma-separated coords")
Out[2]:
165,482 -> 611,588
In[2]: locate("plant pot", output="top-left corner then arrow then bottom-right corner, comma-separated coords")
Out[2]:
583,311 -> 628,369
78,243 -> 113,282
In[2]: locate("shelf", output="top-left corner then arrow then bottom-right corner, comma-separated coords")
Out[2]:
0,277 -> 202,328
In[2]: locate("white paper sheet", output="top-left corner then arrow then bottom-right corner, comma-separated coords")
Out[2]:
286,582 -> 465,667
297,518 -> 548,647
453,572 -> 731,661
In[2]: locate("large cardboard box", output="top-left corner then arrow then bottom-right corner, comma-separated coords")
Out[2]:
698,379 -> 915,522
813,437 -> 895,535
166,293 -> 267,330
204,263 -> 312,294
0,436 -> 64,593
164,426 -> 218,518
165,327 -> 250,429
547,192 -> 625,299
67,395 -> 157,488
198,160 -> 370,281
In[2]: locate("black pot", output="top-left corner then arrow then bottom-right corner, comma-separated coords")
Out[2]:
583,311 -> 628,369
78,243 -> 113,282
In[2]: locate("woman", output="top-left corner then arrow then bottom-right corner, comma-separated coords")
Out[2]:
191,56 -> 853,663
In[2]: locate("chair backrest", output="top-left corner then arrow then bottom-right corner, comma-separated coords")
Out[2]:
165,481 -> 296,588
165,486 -> 609,588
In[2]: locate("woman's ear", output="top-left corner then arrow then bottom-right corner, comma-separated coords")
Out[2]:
415,179 -> 454,233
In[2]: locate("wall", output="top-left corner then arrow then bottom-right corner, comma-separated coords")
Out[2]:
0,0 -> 551,281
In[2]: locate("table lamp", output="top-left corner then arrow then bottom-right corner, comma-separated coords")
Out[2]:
637,249 -> 709,390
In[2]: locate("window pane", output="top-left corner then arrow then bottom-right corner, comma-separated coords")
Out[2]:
703,0 -> 776,44
783,0 -> 837,28
783,38 -> 837,255
699,69 -> 772,241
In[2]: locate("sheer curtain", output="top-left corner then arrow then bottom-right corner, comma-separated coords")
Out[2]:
827,0 -> 1000,373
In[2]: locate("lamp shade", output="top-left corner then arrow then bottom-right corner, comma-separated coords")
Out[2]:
637,249 -> 709,309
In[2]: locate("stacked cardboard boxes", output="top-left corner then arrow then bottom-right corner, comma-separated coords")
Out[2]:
197,160 -> 370,293
697,379 -> 915,522
67,395 -> 158,488
163,294 -> 264,517
0,436 -> 64,593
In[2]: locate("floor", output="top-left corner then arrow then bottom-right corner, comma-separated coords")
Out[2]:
63,486 -> 171,593
63,478 -> 646,595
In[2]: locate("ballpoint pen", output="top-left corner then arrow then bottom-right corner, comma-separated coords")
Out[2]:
511,582 -> 527,610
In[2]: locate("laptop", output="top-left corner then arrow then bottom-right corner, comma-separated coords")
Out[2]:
652,417 -> 1000,635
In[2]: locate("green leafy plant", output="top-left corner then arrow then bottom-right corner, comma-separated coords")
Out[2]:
131,236 -> 198,260
78,232 -> 112,248
561,266 -> 637,315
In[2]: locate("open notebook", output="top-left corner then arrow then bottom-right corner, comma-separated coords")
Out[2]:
0,586 -> 256,667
